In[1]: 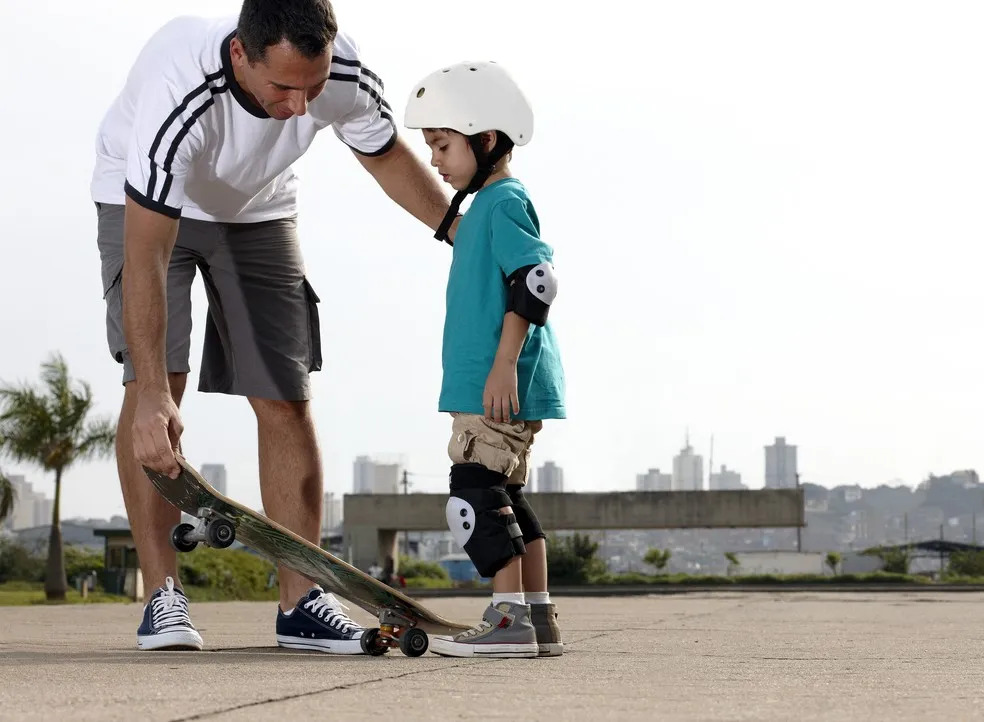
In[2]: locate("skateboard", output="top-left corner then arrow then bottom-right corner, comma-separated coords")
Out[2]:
142,454 -> 471,657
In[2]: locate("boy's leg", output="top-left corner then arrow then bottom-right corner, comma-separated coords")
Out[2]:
504,421 -> 563,656
431,415 -> 537,658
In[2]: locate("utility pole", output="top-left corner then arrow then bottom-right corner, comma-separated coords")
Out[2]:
795,472 -> 802,553
400,469 -> 410,557
940,523 -> 945,574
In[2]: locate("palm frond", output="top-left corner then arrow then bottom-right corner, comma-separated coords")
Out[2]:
75,417 -> 118,462
0,352 -> 117,472
0,469 -> 16,523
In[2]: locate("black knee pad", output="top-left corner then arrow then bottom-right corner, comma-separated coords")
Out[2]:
506,485 -> 545,544
447,463 -> 526,578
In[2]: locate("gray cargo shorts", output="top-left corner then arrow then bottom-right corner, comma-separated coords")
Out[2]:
96,203 -> 322,401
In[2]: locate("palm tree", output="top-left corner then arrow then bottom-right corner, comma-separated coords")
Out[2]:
0,468 -> 15,524
0,353 -> 116,600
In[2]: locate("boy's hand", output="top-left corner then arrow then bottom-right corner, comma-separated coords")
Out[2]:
483,358 -> 520,423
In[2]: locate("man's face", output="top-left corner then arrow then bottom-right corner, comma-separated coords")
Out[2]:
422,129 -> 477,192
230,37 -> 331,120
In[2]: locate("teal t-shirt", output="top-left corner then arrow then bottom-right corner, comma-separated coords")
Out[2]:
439,178 -> 566,420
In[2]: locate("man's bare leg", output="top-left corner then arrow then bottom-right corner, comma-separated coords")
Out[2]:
118,372 -> 188,602
249,397 -> 323,611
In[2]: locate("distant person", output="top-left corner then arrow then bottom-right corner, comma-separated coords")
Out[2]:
368,561 -> 383,581
403,60 -> 566,657
90,0 -> 456,653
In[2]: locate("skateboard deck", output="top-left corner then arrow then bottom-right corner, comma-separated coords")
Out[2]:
143,454 -> 471,655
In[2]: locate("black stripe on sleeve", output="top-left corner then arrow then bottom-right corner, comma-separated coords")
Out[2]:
330,56 -> 361,68
347,130 -> 398,158
124,180 -> 181,219
159,85 -> 229,204
359,66 -> 384,90
328,72 -> 393,122
145,69 -> 225,200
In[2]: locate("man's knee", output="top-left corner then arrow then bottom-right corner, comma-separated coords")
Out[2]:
248,397 -> 311,426
446,463 -> 526,578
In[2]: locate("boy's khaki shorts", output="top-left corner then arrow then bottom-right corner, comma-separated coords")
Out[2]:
447,413 -> 543,487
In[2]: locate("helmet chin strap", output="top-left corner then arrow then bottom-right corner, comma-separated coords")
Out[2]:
434,133 -> 515,245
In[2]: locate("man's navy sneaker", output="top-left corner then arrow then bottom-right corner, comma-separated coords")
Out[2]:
137,576 -> 203,651
276,587 -> 366,654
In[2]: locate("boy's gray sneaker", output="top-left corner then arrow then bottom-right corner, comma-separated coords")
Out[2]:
430,602 -> 538,658
530,602 -> 564,657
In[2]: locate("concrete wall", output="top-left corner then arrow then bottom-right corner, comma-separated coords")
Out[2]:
732,551 -> 827,576
343,489 -> 804,575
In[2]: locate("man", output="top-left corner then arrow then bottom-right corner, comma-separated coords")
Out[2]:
90,0 -> 455,653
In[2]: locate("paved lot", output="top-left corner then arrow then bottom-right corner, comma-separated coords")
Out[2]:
1,591 -> 982,721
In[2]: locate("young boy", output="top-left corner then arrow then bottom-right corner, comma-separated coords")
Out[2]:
404,61 -> 566,658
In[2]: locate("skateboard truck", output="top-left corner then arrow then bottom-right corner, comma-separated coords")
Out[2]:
361,609 -> 430,657
170,508 -> 236,553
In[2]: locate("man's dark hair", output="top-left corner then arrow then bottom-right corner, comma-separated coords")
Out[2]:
238,0 -> 337,63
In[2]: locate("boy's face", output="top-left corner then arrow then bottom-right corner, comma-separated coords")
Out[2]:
422,129 -> 477,192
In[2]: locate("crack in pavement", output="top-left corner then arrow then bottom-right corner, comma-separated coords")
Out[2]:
169,659 -> 489,721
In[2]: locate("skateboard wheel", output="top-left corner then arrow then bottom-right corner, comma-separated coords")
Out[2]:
399,628 -> 429,657
206,519 -> 236,549
170,523 -> 198,553
360,628 -> 388,656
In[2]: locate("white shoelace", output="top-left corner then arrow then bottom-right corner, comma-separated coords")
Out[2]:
303,592 -> 360,634
457,619 -> 494,639
151,576 -> 193,630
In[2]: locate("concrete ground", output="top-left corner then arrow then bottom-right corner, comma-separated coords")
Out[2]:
1,591 -> 981,721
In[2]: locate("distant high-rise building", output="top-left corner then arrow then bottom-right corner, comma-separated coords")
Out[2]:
200,464 -> 228,496
353,456 -> 374,494
673,441 -> 703,491
765,437 -> 798,489
352,455 -> 403,494
636,468 -> 672,491
537,462 -> 564,493
3,476 -> 27,531
322,492 -> 343,533
372,463 -> 400,495
709,465 -> 745,490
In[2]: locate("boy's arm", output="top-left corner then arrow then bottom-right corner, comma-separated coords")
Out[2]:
495,312 -> 531,366
484,312 -> 531,422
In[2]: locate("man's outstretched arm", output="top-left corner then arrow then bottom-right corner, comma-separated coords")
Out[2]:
354,136 -> 459,242
122,196 -> 184,476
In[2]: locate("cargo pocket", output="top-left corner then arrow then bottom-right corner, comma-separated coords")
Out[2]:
302,277 -> 323,372
448,427 -> 477,465
102,265 -> 127,363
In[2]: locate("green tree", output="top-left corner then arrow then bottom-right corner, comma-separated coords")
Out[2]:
724,552 -> 741,576
547,532 -> 607,584
0,468 -> 15,524
825,551 -> 842,575
0,354 -> 116,600
398,555 -> 450,581
644,548 -> 672,572
863,545 -> 910,574
947,550 -> 984,578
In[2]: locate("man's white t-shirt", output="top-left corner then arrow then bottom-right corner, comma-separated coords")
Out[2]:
90,15 -> 396,223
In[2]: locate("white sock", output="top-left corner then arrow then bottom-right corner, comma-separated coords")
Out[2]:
526,592 -> 551,605
491,592 -> 526,606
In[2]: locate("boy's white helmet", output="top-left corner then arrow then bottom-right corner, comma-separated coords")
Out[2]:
404,60 -> 533,146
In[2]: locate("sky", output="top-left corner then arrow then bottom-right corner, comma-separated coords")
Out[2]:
1,1 -> 983,521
